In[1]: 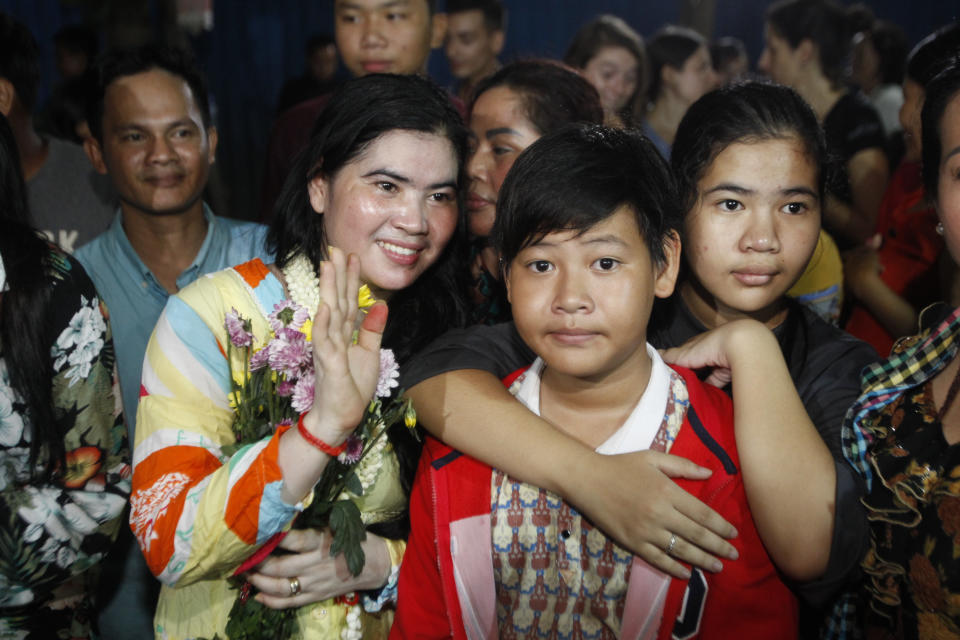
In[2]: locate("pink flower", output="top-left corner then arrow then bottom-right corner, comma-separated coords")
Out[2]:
338,435 -> 364,464
276,380 -> 296,397
249,347 -> 269,371
224,308 -> 252,348
291,371 -> 315,414
376,349 -> 399,398
268,300 -> 309,332
267,327 -> 312,377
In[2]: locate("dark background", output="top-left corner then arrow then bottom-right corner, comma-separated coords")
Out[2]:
1,0 -> 957,221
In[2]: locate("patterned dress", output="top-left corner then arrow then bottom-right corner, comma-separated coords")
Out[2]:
0,246 -> 129,639
131,259 -> 405,639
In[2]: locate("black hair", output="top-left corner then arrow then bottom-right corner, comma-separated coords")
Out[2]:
86,44 -> 212,143
921,59 -> 960,203
0,12 -> 40,111
445,0 -> 505,32
269,73 -> 470,538
764,0 -> 853,89
867,21 -> 908,86
710,37 -> 747,72
906,23 -> 960,88
845,3 -> 875,36
672,81 -> 828,217
39,77 -> 90,143
646,25 -> 707,103
53,25 -> 99,60
494,124 -> 680,272
0,113 -> 65,480
305,33 -> 335,56
563,14 -> 646,121
471,60 -> 604,136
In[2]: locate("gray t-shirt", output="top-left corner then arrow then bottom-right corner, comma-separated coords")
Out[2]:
27,137 -> 116,253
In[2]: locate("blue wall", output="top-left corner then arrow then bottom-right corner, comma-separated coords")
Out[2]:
2,0 -> 957,220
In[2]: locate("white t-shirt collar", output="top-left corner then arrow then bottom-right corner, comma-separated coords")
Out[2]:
512,344 -> 672,455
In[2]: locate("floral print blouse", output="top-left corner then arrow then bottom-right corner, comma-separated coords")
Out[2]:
0,246 -> 130,639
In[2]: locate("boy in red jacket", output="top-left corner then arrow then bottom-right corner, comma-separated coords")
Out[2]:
392,125 -> 797,639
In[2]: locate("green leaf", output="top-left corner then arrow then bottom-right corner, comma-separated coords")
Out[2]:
224,584 -> 298,639
328,500 -> 367,576
344,471 -> 363,497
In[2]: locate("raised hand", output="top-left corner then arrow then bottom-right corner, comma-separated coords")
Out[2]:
302,248 -> 387,442
278,250 -> 387,503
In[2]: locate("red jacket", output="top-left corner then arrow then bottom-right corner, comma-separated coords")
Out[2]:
391,366 -> 797,639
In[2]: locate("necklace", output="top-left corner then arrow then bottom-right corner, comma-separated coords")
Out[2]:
282,253 -> 321,313
281,252 -> 375,314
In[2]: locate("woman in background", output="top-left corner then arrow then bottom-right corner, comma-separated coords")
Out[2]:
844,23 -> 960,356
465,60 -> 604,324
564,14 -> 645,128
759,0 -> 889,247
640,25 -> 717,160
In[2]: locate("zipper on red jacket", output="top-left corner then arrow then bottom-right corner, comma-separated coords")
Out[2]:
431,461 -> 461,636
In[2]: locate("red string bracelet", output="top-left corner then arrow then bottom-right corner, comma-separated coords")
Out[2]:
297,413 -> 347,457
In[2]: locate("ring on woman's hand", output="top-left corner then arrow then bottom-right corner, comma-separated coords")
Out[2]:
288,577 -> 301,597
665,533 -> 678,556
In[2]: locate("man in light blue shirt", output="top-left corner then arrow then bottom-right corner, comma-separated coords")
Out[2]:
77,205 -> 269,434
74,45 -> 272,639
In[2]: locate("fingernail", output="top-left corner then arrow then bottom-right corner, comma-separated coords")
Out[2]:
727,547 -> 739,560
710,560 -> 723,573
728,526 -> 739,538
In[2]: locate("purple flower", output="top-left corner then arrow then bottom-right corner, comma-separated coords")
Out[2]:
376,349 -> 399,398
337,435 -> 364,465
276,380 -> 296,397
291,371 -> 315,414
224,308 -> 253,348
268,300 -> 309,332
249,347 -> 270,371
267,327 -> 312,377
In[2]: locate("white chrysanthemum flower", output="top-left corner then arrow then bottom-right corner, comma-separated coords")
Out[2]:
376,349 -> 399,398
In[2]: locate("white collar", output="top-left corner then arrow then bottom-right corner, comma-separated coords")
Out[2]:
512,344 -> 671,455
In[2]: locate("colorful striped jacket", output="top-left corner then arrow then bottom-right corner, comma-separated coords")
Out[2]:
131,259 -> 404,639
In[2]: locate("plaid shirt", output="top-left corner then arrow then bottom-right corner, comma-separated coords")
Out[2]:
825,303 -> 960,639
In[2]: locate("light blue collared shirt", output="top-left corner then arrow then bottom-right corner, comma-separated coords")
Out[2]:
76,204 -> 272,442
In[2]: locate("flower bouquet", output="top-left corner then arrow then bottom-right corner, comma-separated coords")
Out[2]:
217,286 -> 415,640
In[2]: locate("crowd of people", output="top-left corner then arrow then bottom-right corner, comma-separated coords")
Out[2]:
2,0 -> 960,638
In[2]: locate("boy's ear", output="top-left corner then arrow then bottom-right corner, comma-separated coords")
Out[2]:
653,230 -> 682,299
